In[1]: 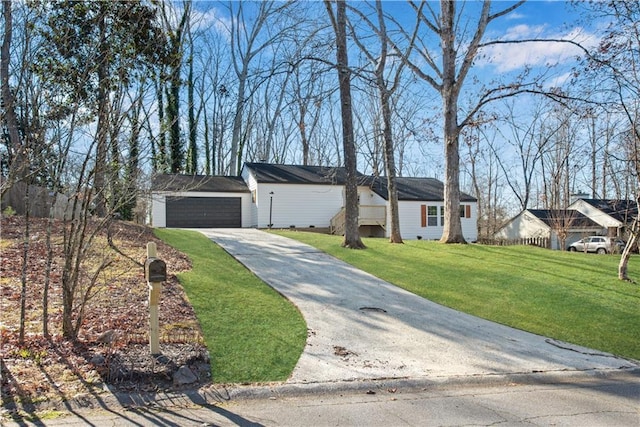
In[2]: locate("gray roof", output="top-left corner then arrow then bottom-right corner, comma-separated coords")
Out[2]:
151,174 -> 250,193
243,162 -> 367,185
368,176 -> 477,202
578,199 -> 637,223
527,209 -> 601,228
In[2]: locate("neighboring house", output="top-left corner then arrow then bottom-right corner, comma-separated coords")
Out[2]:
150,162 -> 478,241
495,197 -> 639,250
568,198 -> 638,238
494,209 -> 603,250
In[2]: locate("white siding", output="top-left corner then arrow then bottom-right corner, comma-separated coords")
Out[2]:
494,211 -> 550,241
150,191 -> 252,228
256,183 -> 344,228
494,210 -> 606,250
462,203 -> 478,242
398,201 -> 433,240
358,187 -> 386,206
397,201 -> 478,241
151,193 -> 166,227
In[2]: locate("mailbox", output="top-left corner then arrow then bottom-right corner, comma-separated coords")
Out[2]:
145,258 -> 167,282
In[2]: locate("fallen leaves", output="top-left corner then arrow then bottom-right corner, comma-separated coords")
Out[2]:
0,215 -> 205,411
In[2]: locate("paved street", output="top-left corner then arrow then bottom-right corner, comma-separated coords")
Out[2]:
3,373 -> 639,426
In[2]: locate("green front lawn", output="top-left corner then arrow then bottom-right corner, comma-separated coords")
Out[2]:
274,231 -> 640,361
154,229 -> 307,383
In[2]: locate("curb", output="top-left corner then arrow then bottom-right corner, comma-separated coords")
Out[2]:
5,367 -> 638,416
214,367 -> 640,401
106,366 -> 640,408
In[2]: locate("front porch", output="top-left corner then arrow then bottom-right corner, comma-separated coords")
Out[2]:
329,205 -> 386,237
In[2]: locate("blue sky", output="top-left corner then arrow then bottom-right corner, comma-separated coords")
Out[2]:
191,1 -> 598,74
480,1 -> 598,72
373,1 -> 597,75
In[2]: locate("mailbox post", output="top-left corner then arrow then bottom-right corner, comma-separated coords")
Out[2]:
145,242 -> 166,355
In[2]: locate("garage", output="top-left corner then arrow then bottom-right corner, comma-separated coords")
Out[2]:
165,196 -> 241,228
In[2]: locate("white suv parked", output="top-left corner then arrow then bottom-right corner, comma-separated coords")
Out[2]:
567,236 -> 625,254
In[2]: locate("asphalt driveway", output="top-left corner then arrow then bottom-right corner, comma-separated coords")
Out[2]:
198,228 -> 639,385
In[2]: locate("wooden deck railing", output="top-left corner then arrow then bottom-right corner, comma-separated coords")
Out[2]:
329,205 -> 386,235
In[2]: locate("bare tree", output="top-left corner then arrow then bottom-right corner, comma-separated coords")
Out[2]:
288,45 -> 331,166
461,118 -> 511,239
1,0 -> 28,196
348,0 -> 410,243
156,0 -> 191,174
461,123 -> 486,239
489,99 -> 569,211
224,0 -> 298,175
395,0 -> 568,243
575,1 -> 640,280
540,107 -> 583,209
256,53 -> 292,163
325,0 -> 365,249
195,26 -> 234,175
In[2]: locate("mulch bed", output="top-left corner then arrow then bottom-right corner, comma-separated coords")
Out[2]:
0,215 -> 211,414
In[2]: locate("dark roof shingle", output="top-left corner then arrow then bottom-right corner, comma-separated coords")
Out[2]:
528,209 -> 601,228
151,174 -> 249,193
579,199 -> 637,223
367,176 -> 477,202
243,162 -> 365,185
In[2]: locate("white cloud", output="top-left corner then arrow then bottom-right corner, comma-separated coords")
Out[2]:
505,12 -> 526,21
191,6 -> 230,35
546,71 -> 573,89
478,25 -> 599,73
504,24 -> 547,39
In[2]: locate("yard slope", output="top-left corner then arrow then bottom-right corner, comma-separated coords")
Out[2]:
275,231 -> 640,361
154,229 -> 307,383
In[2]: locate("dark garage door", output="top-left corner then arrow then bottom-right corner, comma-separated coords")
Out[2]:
166,197 -> 241,228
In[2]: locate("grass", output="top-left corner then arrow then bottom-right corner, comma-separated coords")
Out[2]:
274,231 -> 640,361
154,229 -> 307,383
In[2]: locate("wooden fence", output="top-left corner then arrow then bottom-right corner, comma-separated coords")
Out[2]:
478,237 -> 551,249
1,182 -> 73,219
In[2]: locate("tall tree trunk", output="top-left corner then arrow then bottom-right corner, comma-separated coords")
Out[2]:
93,10 -> 109,217
1,0 -> 27,196
373,0 -> 402,243
299,101 -> 310,165
154,72 -> 167,173
168,75 -> 182,173
122,103 -> 140,221
440,1 -> 465,243
204,112 -> 211,175
43,212 -> 53,338
19,184 -> 30,344
230,71 -> 247,175
159,0 -> 190,174
327,0 -> 365,249
380,87 -> 402,243
187,32 -> 197,174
